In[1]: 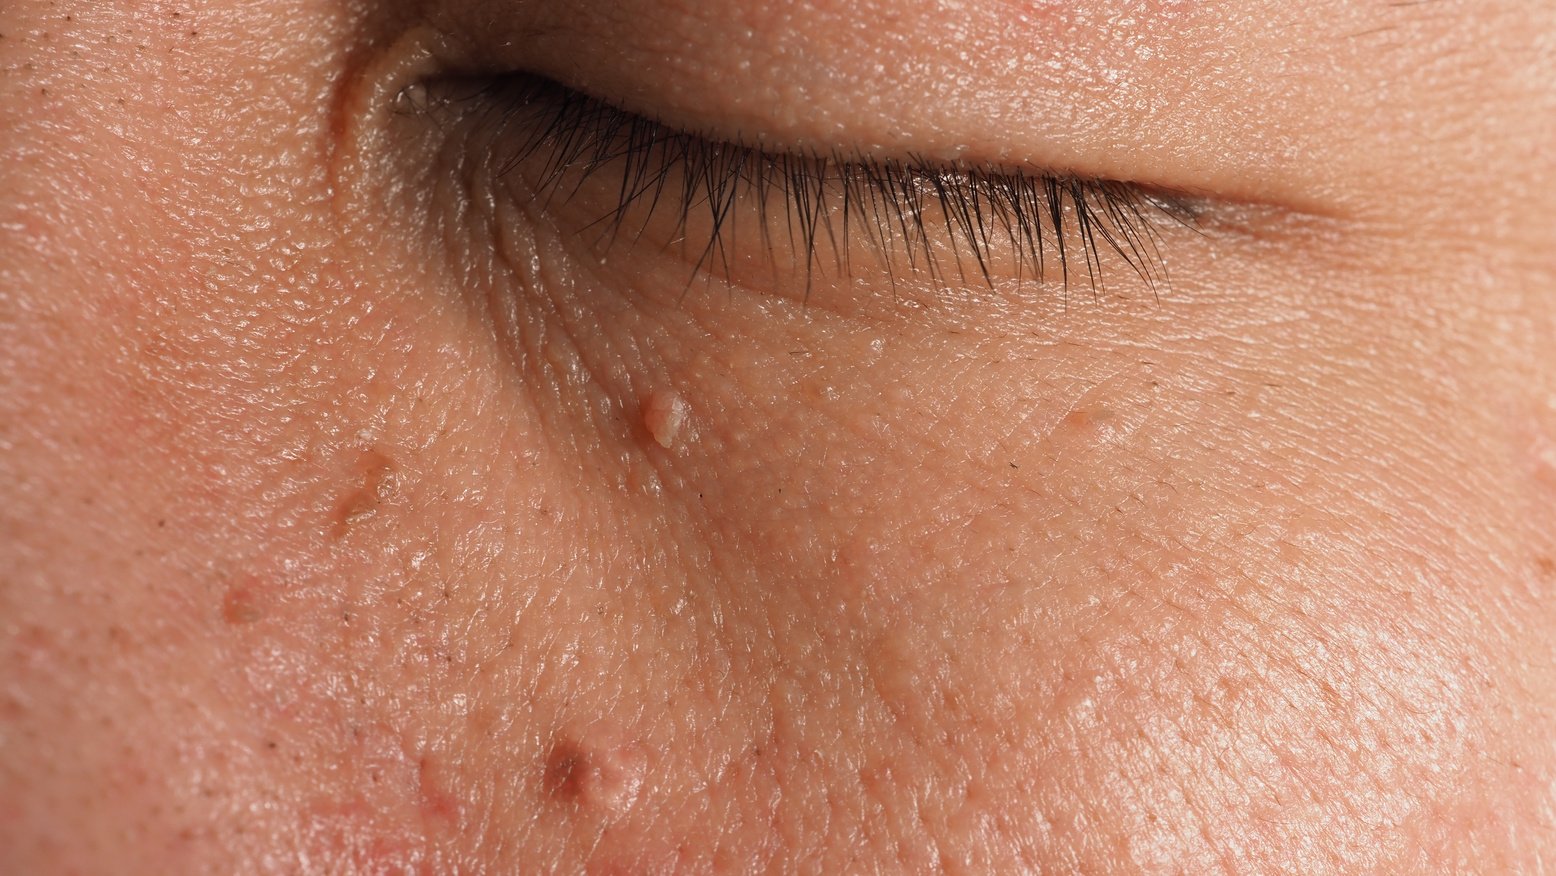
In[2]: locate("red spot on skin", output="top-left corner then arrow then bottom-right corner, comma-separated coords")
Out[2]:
545,728 -> 648,816
417,755 -> 459,823
221,579 -> 264,624
300,796 -> 427,873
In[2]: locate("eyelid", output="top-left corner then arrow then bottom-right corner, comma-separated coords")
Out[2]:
449,4 -> 1337,216
445,74 -> 1198,296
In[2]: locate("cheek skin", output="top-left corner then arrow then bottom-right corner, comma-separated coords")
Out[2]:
460,250 -> 1554,871
4,4 -> 1556,876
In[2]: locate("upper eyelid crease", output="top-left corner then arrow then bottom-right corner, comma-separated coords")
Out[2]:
427,74 -> 1204,298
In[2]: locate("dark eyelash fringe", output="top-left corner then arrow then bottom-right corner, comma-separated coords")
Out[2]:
458,76 -> 1195,297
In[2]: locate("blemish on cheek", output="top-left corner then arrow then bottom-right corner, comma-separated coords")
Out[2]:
221,576 -> 266,625
1062,407 -> 1114,431
642,390 -> 689,449
332,448 -> 400,537
416,754 -> 460,824
544,731 -> 647,816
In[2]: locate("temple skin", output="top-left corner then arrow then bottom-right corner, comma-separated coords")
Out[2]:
2,0 -> 1556,872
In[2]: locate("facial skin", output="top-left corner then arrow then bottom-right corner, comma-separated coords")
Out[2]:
3,0 -> 1556,871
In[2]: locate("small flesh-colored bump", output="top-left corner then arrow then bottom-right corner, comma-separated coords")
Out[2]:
643,390 -> 689,449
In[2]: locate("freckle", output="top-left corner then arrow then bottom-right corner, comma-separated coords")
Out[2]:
1536,556 -> 1555,579
642,390 -> 689,449
544,732 -> 646,816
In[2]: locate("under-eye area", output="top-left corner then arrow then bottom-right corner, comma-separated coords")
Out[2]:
410,73 -> 1226,306
5,0 -> 1556,871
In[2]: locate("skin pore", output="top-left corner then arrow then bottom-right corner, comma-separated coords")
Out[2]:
2,0 -> 1556,871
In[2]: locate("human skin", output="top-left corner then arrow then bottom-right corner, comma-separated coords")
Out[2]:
3,0 -> 1556,871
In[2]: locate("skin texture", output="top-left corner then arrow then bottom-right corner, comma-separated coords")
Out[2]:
2,0 -> 1556,872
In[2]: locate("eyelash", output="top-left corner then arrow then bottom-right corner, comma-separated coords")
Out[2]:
454,75 -> 1197,295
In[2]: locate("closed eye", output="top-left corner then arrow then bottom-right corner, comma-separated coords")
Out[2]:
428,74 -> 1203,301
